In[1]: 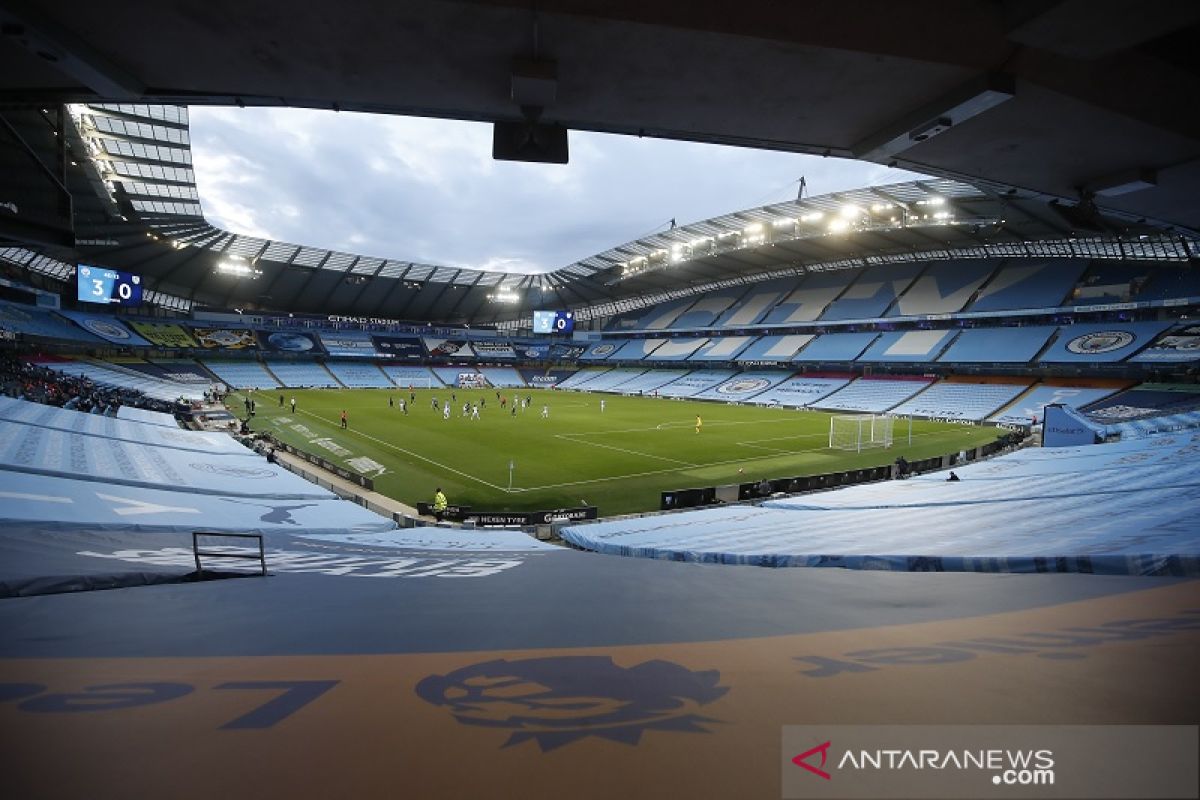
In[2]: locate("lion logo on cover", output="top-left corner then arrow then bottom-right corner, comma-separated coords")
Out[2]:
415,656 -> 728,750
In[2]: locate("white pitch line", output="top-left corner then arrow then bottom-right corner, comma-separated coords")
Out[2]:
737,431 -> 832,446
295,409 -> 507,492
519,428 -> 960,492
554,433 -> 698,467
512,449 -> 817,493
580,417 -> 801,436
734,441 -> 797,455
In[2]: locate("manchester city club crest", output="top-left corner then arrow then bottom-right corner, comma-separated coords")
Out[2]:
1065,331 -> 1134,354
416,656 -> 729,751
80,318 -> 132,340
717,377 -> 770,395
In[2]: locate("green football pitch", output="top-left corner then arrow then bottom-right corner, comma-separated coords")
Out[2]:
238,387 -> 1001,516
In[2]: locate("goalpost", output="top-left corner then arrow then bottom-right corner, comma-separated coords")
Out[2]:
390,376 -> 434,390
829,414 -> 896,452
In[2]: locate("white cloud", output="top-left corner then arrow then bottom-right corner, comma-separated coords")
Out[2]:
190,108 -> 929,273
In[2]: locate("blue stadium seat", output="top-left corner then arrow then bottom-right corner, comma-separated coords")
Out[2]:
967,259 -> 1086,312
203,360 -> 282,389
812,378 -> 932,412
324,361 -> 393,388
821,262 -> 923,320
264,361 -> 340,388
937,326 -> 1057,363
888,380 -> 1031,421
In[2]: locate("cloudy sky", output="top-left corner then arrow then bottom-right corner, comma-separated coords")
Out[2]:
190,107 -> 928,274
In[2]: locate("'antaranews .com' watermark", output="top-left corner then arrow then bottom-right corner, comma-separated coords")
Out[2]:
782,725 -> 1197,798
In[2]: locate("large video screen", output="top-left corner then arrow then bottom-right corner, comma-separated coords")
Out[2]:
77,264 -> 143,307
532,310 -> 574,334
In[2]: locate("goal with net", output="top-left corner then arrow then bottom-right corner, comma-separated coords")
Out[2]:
829,414 -> 895,452
386,373 -> 435,390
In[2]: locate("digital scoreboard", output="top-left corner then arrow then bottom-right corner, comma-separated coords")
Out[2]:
77,264 -> 143,307
532,310 -> 574,334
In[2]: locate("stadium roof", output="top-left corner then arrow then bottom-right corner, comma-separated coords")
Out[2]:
2,1 -> 1199,323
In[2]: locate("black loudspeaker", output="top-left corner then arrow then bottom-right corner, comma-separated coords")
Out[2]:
493,120 -> 569,164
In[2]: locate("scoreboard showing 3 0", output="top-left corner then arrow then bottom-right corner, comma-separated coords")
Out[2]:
532,310 -> 574,334
77,264 -> 143,307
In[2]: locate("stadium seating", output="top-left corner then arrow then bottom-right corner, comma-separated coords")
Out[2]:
520,368 -> 577,388
1106,410 -> 1200,439
669,287 -> 748,329
57,310 -> 153,345
812,377 -> 932,413
264,361 -> 340,388
471,341 -> 517,360
1067,262 -> 1156,306
821,262 -> 923,320
656,370 -> 737,398
791,332 -> 876,362
634,297 -> 699,330
555,368 -> 611,389
645,338 -> 710,361
690,336 -> 755,361
95,357 -> 188,384
1039,321 -> 1172,363
691,371 -> 792,401
937,326 -> 1057,363
857,330 -> 958,362
1129,323 -> 1200,364
759,270 -> 850,324
735,334 -> 816,362
575,368 -> 650,393
317,328 -> 381,357
748,376 -> 850,407
476,367 -> 528,387
432,366 -> 488,387
613,369 -> 689,394
559,430 -> 1200,575
602,310 -> 643,332
714,277 -> 795,327
36,358 -> 207,401
888,379 -> 1031,421
990,384 -> 1123,426
149,358 -> 219,384
966,259 -> 1086,312
116,406 -> 180,427
0,395 -> 395,535
324,361 -> 393,388
611,339 -> 666,360
1137,265 -> 1200,302
0,301 -> 103,343
203,360 -> 283,389
1082,383 -> 1200,424
380,364 -> 443,388
888,259 -> 997,316
580,341 -> 620,360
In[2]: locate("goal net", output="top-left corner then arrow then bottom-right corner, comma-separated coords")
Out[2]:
391,376 -> 434,390
829,414 -> 895,452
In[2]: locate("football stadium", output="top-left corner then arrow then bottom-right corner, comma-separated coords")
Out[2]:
1,3 -> 1199,798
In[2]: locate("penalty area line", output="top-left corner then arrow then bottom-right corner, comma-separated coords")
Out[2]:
554,433 -> 698,467
295,409 -> 508,492
513,448 -> 815,493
